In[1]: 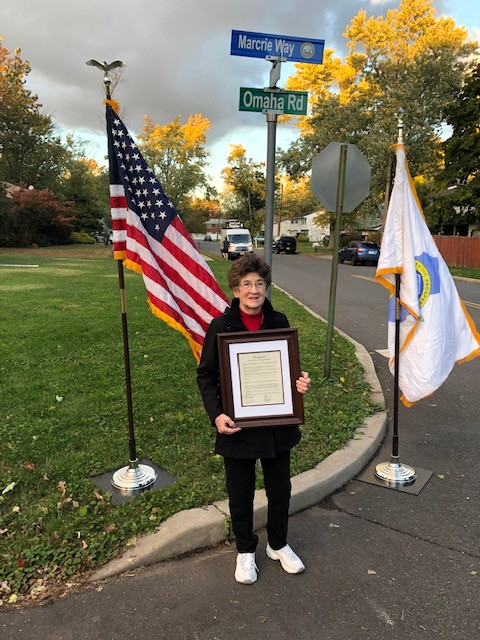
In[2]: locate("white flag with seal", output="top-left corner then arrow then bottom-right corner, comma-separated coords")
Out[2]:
376,144 -> 480,406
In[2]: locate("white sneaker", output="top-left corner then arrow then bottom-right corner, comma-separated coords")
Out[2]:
266,543 -> 305,574
235,552 -> 258,584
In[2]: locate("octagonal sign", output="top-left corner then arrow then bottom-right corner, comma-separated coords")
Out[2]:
311,142 -> 371,213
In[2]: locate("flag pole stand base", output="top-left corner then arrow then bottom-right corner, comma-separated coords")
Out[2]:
111,459 -> 157,491
374,460 -> 416,485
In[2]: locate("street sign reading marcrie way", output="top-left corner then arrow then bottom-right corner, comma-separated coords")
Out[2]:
231,30 -> 324,64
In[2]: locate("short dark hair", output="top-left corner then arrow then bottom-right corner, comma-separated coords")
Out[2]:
227,253 -> 272,290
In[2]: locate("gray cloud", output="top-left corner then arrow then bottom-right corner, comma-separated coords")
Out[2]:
0,0 -> 459,177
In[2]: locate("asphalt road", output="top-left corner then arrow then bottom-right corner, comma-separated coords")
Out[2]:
1,247 -> 479,640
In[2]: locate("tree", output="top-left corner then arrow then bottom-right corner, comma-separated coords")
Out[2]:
427,63 -> 480,229
221,145 -> 266,231
137,113 -> 210,211
181,196 -> 221,234
277,174 -> 318,220
0,39 -> 67,190
59,137 -> 110,233
0,188 -> 76,247
281,0 -> 477,223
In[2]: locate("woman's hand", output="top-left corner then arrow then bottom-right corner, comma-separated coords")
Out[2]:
215,413 -> 242,435
296,371 -> 311,395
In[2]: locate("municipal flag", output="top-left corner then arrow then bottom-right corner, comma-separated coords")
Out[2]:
106,103 -> 229,362
376,144 -> 480,405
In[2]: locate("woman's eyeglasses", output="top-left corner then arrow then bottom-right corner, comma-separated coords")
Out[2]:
238,280 -> 267,291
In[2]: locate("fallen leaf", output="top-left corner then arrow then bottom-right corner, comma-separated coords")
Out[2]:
12,506 -> 20,513
437,474 -> 445,480
0,529 -> 8,535
25,463 -> 35,471
470,570 -> 478,576
58,481 -> 66,495
367,569 -> 377,575
8,594 -> 18,604
328,523 -> 340,528
2,482 -> 16,494
55,395 -> 63,402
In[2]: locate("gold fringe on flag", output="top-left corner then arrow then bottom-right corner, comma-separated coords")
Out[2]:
104,99 -> 120,114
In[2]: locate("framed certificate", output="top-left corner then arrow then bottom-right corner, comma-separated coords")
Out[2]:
217,328 -> 304,428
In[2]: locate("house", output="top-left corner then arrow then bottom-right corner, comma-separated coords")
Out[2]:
273,211 -> 330,242
203,218 -> 223,241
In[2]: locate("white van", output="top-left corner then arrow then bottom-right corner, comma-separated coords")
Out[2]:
220,227 -> 253,260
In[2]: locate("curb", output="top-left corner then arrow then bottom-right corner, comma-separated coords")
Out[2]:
89,294 -> 386,583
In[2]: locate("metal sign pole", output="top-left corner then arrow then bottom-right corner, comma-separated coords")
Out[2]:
263,110 -> 278,297
324,144 -> 347,379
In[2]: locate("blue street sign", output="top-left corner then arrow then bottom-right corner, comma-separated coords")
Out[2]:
231,30 -> 324,64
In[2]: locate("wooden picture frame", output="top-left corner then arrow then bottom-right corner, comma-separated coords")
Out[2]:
217,327 -> 304,429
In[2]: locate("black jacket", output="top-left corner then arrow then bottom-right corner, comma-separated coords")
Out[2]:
196,297 -> 301,459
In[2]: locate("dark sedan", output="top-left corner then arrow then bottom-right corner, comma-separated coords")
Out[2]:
339,241 -> 380,265
273,235 -> 297,254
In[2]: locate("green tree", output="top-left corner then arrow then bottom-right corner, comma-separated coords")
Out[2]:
427,63 -> 480,229
137,113 -> 210,211
59,137 -> 110,233
281,0 -> 477,223
221,145 -> 266,230
181,195 -> 221,234
0,39 -> 67,190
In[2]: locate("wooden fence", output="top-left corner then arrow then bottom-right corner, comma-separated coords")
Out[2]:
433,236 -> 480,269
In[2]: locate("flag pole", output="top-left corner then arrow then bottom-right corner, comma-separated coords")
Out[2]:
87,60 -> 157,492
374,112 -> 416,486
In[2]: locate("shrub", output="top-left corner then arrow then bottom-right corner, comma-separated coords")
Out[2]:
70,231 -> 95,244
296,233 -> 309,242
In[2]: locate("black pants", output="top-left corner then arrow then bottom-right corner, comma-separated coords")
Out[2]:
223,450 -> 291,553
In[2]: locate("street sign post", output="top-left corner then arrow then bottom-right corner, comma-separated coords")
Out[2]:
310,142 -> 371,379
239,87 -> 308,115
231,28 -> 324,294
231,30 -> 324,64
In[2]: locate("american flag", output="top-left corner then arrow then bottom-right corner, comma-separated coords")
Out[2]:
106,104 -> 229,362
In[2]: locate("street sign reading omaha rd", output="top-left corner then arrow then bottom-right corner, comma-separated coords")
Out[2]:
239,88 -> 308,115
231,30 -> 324,64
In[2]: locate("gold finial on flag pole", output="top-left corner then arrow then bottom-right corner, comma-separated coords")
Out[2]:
86,59 -> 125,101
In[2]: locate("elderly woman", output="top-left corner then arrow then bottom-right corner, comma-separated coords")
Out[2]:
197,253 -> 311,584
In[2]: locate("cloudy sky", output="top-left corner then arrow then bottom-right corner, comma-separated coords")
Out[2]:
1,0 -> 479,188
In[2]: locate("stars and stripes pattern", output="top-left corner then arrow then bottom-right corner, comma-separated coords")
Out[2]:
106,103 -> 229,362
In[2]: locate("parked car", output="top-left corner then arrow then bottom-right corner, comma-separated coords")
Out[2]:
272,235 -> 297,254
339,241 -> 380,266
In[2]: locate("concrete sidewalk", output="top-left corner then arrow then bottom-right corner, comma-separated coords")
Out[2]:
90,302 -> 387,583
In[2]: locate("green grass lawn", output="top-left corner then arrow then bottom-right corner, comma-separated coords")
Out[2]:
0,245 -> 375,604
449,266 -> 480,280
